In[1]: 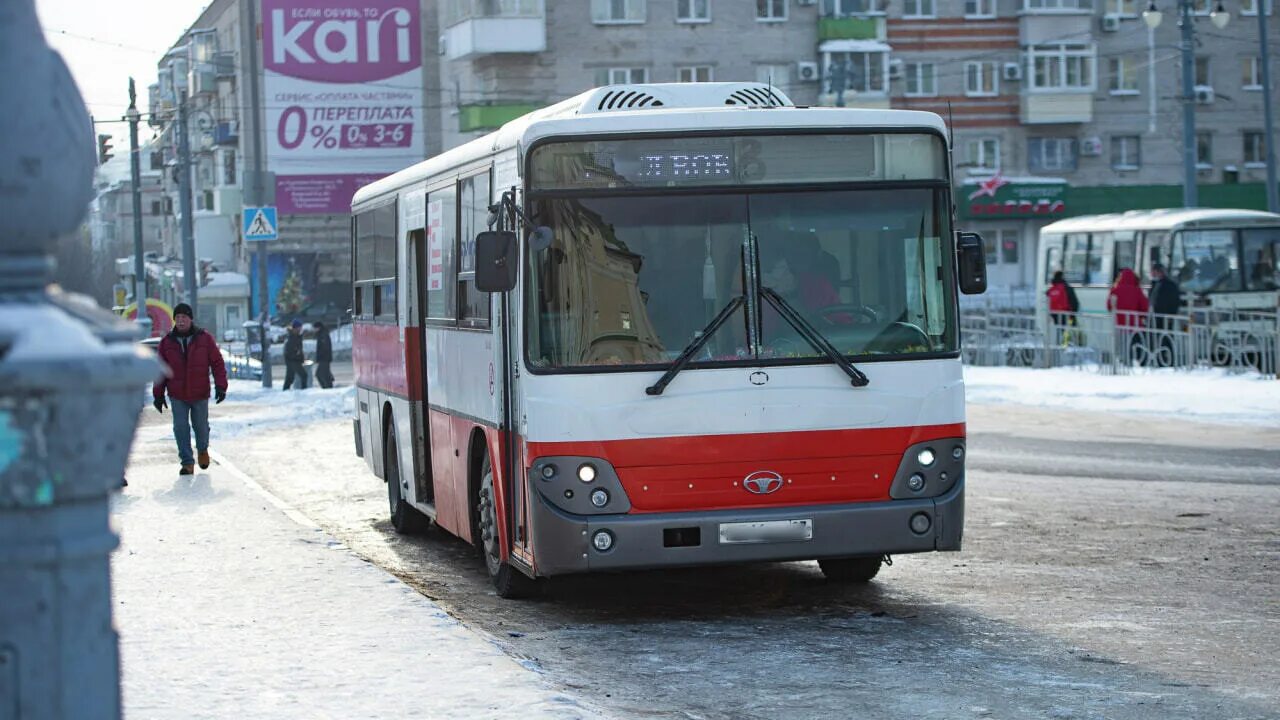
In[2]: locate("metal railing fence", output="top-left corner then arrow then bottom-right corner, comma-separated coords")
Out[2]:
962,305 -> 1279,377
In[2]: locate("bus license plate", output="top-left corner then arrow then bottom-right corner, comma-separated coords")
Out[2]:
718,519 -> 813,545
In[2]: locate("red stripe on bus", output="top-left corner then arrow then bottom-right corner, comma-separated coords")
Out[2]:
352,322 -> 421,400
527,423 -> 964,513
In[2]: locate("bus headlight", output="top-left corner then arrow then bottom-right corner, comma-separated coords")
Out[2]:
592,530 -> 614,551
578,463 -> 597,483
540,464 -> 557,480
909,513 -> 932,535
917,448 -> 936,467
907,473 -> 925,492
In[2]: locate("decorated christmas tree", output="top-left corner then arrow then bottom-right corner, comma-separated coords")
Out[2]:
275,259 -> 308,317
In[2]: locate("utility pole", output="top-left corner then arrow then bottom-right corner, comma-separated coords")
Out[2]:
1258,4 -> 1278,213
177,90 -> 199,319
245,0 -> 273,386
1178,0 -> 1198,208
1,2 -> 156,717
127,77 -> 151,335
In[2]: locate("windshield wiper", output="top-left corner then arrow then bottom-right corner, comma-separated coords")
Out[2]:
759,287 -> 870,388
646,295 -> 745,396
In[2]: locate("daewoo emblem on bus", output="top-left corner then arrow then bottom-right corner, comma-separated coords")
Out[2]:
350,83 -> 988,597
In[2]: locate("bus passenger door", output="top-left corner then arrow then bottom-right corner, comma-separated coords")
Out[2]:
409,228 -> 434,504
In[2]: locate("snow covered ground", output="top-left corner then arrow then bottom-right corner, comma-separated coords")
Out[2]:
964,366 -> 1280,428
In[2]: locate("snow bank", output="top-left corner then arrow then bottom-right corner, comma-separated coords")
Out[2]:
964,366 -> 1280,428
212,381 -> 355,438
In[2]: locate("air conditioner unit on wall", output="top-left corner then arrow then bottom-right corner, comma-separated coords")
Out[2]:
1101,14 -> 1121,31
1003,62 -> 1022,81
1195,86 -> 1215,104
1081,136 -> 1103,156
797,61 -> 820,82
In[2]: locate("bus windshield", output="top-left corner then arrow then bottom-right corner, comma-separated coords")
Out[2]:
524,187 -> 955,370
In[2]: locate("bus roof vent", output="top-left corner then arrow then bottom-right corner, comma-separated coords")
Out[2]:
724,86 -> 789,107
576,83 -> 793,115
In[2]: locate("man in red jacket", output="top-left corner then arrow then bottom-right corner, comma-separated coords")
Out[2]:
153,303 -> 228,475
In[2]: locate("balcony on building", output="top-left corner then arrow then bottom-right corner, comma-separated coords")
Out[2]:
443,0 -> 546,60
1018,0 -> 1094,46
188,30 -> 218,98
458,102 -> 541,133
816,40 -> 892,109
1019,42 -> 1096,123
818,0 -> 886,41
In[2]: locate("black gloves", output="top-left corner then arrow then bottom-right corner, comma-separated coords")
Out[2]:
215,388 -> 226,404
154,397 -> 166,413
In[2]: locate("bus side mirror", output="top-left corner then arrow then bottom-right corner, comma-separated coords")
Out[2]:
956,231 -> 987,295
475,230 -> 518,292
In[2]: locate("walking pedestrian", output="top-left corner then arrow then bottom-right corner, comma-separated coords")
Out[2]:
282,319 -> 307,390
1107,267 -> 1149,326
314,320 -> 334,389
1147,263 -> 1182,324
152,303 -> 227,475
1045,270 -> 1079,344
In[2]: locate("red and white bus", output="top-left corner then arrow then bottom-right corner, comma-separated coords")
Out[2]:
351,82 -> 987,597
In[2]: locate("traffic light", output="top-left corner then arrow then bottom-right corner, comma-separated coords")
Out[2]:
97,133 -> 114,165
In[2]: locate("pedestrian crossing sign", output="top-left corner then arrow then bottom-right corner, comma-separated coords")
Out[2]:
243,206 -> 278,241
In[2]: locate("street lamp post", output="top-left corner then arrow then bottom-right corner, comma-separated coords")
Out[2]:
177,91 -> 199,320
1145,0 -> 1276,211
127,78 -> 151,336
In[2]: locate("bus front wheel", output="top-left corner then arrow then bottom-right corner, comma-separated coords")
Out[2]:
478,453 -> 540,599
818,556 -> 882,583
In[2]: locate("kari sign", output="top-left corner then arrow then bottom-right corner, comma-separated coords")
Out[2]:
263,0 -> 424,214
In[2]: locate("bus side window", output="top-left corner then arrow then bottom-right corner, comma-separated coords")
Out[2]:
1044,235 -> 1062,282
1063,233 -> 1089,284
426,187 -> 458,323
458,172 -> 492,329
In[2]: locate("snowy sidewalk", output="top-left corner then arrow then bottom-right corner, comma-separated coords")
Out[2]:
112,450 -> 599,719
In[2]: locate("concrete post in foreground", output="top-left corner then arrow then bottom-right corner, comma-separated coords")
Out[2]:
0,2 -> 157,717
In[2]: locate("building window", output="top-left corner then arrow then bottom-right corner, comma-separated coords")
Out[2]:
221,150 -> 237,186
1001,230 -> 1020,265
1028,44 -> 1096,91
1191,0 -> 1212,13
967,137 -> 1001,172
592,0 -> 647,23
1111,135 -> 1141,170
904,62 -> 937,96
823,0 -> 875,14
965,0 -> 997,17
1194,56 -> 1211,87
825,51 -> 887,94
903,0 -> 935,17
1196,131 -> 1213,166
596,67 -> 650,85
676,0 -> 710,22
1243,57 -> 1262,90
677,65 -> 713,82
1244,131 -> 1267,165
1028,137 -> 1078,172
756,64 -> 791,87
1241,0 -> 1274,15
1023,0 -> 1094,10
1104,0 -> 1137,14
1108,57 -> 1139,94
757,0 -> 787,21
151,200 -> 162,216
965,61 -> 998,96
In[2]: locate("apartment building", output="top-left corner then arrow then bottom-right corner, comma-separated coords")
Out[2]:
436,0 -> 1275,292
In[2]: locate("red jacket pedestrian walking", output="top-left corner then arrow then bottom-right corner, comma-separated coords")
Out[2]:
1106,268 -> 1149,327
152,303 -> 227,475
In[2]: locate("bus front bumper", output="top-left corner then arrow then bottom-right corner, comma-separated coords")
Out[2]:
527,477 -> 964,577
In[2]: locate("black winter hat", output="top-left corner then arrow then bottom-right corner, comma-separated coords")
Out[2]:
173,303 -> 193,318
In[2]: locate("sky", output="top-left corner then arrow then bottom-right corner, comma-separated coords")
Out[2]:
35,0 -> 213,147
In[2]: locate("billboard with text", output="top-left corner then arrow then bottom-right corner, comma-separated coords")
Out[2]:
263,0 -> 423,214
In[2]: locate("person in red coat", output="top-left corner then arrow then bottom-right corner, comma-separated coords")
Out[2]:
153,303 -> 228,475
1106,267 -> 1149,328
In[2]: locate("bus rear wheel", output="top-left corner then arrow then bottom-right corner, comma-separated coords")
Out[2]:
818,556 -> 882,583
478,453 -> 539,599
386,431 -> 429,535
